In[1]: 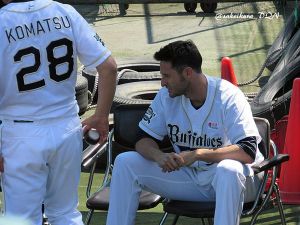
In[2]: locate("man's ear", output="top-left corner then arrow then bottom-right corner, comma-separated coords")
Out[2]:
182,67 -> 193,79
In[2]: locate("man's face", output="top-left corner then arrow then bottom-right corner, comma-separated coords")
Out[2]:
160,61 -> 189,98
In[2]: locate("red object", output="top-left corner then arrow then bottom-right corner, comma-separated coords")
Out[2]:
271,115 -> 289,155
271,115 -> 289,154
221,57 -> 238,86
265,116 -> 288,192
279,78 -> 300,204
270,115 -> 289,178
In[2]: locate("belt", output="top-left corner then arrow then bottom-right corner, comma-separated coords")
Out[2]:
13,120 -> 34,123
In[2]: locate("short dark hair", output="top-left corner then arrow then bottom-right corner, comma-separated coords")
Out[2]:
154,40 -> 202,73
0,1 -> 5,8
1,0 -> 27,7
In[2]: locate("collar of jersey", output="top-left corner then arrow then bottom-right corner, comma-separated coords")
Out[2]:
181,75 -> 216,112
2,0 -> 52,12
181,75 -> 217,131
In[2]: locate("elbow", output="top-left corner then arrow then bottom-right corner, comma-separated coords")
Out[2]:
135,139 -> 142,151
107,57 -> 118,79
245,159 -> 254,164
110,60 -> 118,77
242,154 -> 255,164
135,138 -> 147,153
135,137 -> 158,153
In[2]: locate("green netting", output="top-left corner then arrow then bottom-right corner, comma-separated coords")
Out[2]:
294,0 -> 299,26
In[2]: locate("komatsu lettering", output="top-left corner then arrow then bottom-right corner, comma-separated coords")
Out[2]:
5,16 -> 71,43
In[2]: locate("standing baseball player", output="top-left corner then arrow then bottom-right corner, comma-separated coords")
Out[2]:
106,40 -> 264,225
0,0 -> 117,224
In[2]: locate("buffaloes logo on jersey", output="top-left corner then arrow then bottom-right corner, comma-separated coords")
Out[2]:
143,107 -> 155,124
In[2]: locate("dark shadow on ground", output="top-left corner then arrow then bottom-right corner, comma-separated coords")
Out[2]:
81,204 -> 300,225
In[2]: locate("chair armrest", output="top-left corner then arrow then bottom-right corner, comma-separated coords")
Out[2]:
81,142 -> 108,169
252,154 -> 290,174
82,143 -> 101,163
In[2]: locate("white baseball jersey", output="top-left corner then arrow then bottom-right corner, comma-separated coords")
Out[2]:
139,75 -> 264,169
0,0 -> 111,120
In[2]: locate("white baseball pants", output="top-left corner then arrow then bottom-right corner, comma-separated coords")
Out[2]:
106,151 -> 262,225
0,116 -> 84,225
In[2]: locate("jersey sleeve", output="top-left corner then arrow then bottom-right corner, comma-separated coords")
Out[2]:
138,89 -> 168,140
68,5 -> 111,69
224,88 -> 261,144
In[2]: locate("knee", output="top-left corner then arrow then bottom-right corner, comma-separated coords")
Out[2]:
114,151 -> 133,163
215,159 -> 245,181
217,159 -> 243,173
114,151 -> 136,166
113,151 -> 144,171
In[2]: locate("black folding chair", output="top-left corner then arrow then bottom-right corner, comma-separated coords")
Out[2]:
81,104 -> 171,225
158,117 -> 290,225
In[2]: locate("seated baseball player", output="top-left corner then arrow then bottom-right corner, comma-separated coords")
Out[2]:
106,40 -> 264,225
0,0 -> 117,224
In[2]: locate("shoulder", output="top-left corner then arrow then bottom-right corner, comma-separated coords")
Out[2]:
216,77 -> 246,101
206,76 -> 248,111
205,75 -> 240,99
0,9 -> 5,21
57,2 -> 77,12
51,1 -> 80,17
153,87 -> 167,103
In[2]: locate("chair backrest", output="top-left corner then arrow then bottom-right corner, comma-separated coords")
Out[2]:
254,117 -> 270,159
113,104 -> 150,148
113,104 -> 172,150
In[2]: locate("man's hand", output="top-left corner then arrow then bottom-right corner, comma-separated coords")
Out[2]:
82,114 -> 109,144
179,150 -> 198,166
155,152 -> 184,173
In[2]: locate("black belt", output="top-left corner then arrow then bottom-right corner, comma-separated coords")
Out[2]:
14,120 -> 34,123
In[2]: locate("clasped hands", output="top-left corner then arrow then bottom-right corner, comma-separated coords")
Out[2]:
155,151 -> 197,173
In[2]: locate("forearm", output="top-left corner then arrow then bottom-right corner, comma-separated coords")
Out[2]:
95,56 -> 117,117
135,138 -> 164,162
195,145 -> 254,164
136,137 -> 184,172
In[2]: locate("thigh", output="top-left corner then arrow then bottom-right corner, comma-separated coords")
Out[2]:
214,159 -> 262,202
115,152 -> 214,201
1,121 -> 50,220
44,117 -> 83,214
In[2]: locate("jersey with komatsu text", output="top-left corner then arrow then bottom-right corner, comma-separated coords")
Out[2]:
0,0 -> 111,120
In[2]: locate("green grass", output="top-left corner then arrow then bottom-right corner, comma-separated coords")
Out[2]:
77,172 -> 300,225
